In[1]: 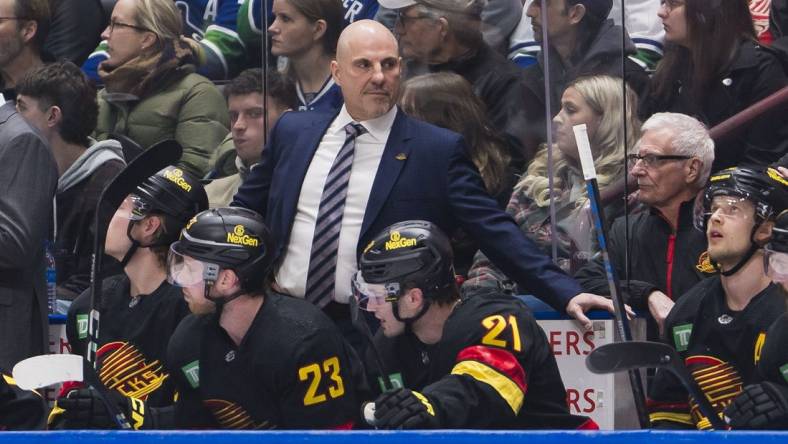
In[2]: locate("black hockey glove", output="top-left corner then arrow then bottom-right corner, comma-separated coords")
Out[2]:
54,388 -> 145,429
373,388 -> 441,429
724,382 -> 788,429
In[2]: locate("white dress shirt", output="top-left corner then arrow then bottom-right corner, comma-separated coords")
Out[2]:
275,105 -> 397,303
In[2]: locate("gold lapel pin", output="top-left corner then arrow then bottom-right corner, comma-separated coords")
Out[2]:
395,153 -> 407,161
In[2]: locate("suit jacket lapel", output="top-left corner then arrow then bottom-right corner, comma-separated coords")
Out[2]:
280,112 -> 336,233
361,110 -> 412,239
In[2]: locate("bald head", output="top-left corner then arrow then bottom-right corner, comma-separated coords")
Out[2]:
331,19 -> 402,122
336,20 -> 399,63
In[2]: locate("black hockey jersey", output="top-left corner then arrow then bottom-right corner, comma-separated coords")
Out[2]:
167,292 -> 362,429
648,276 -> 786,429
66,275 -> 190,407
370,293 -> 595,429
759,312 -> 788,388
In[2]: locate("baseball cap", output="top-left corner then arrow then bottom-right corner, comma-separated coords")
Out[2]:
379,0 -> 483,15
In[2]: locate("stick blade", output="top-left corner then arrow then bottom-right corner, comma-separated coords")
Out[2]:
12,354 -> 84,390
586,341 -> 676,374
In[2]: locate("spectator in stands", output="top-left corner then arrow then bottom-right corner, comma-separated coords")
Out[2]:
640,0 -> 788,172
206,68 -> 297,207
93,0 -> 229,178
508,0 -> 664,72
399,71 -> 513,275
462,75 -> 638,293
267,0 -> 345,111
44,0 -> 105,66
574,113 -> 715,340
16,61 -> 125,302
378,0 -> 532,170
0,0 -> 50,102
520,0 -> 647,159
83,0 -> 244,82
648,166 -> 788,429
400,72 -> 513,207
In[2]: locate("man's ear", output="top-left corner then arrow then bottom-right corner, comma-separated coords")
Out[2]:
684,157 -> 702,185
47,106 -> 63,129
568,3 -> 587,25
755,220 -> 775,245
330,59 -> 341,85
216,268 -> 241,292
437,16 -> 450,39
136,214 -> 163,244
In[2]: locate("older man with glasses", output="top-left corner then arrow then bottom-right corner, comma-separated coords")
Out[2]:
574,112 -> 716,340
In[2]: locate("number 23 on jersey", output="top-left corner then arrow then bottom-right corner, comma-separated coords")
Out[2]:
298,356 -> 345,406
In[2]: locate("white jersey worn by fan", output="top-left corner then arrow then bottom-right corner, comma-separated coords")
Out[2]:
508,0 -> 664,71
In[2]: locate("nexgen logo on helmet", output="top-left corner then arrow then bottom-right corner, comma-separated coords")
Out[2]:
385,231 -> 417,251
163,168 -> 193,192
226,224 -> 260,247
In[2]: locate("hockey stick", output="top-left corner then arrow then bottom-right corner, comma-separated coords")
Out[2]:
349,296 -> 394,393
573,124 -> 650,428
87,139 -> 183,366
586,341 -> 728,430
12,353 -> 133,429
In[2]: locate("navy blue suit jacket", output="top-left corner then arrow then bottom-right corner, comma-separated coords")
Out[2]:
232,109 -> 582,311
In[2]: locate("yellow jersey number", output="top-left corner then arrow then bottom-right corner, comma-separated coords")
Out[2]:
298,356 -> 345,406
481,314 -> 522,352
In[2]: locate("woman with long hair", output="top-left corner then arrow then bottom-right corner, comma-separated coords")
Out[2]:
640,0 -> 788,172
399,72 -> 514,275
268,0 -> 345,111
463,75 -> 640,292
94,0 -> 229,177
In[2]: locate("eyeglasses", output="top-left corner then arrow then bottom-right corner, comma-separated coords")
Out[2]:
660,0 -> 685,12
627,153 -> 692,169
108,19 -> 150,34
395,11 -> 434,26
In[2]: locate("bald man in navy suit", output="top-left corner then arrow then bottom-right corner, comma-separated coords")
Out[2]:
232,20 -> 614,331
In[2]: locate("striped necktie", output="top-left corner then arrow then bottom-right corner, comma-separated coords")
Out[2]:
305,122 -> 367,307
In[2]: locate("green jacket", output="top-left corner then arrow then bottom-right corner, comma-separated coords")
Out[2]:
94,68 -> 229,177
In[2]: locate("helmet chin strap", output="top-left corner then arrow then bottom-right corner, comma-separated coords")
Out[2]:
119,222 -> 142,268
392,296 -> 431,325
716,224 -> 761,277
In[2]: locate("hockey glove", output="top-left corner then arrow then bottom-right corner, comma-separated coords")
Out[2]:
373,388 -> 441,429
724,382 -> 788,429
55,388 -> 146,429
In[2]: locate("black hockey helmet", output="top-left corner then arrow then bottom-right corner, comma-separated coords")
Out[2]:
128,165 -> 209,244
694,166 -> 788,232
168,207 -> 273,293
353,220 -> 454,317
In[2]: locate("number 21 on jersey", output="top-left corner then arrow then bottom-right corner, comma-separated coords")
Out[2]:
298,356 -> 345,406
481,314 -> 522,352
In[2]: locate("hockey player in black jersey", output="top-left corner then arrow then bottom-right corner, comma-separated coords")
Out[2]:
52,165 -> 208,429
354,220 -> 597,430
724,210 -> 788,429
649,166 -> 788,429
165,207 -> 362,429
